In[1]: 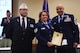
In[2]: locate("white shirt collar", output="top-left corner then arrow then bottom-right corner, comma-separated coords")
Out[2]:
58,13 -> 64,18
20,15 -> 27,19
58,13 -> 65,23
20,15 -> 27,28
43,21 -> 48,25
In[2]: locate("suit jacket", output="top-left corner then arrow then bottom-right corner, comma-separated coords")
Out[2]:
1,17 -> 12,38
51,13 -> 79,47
6,16 -> 35,53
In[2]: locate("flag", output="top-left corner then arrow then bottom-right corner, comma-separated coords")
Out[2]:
42,0 -> 49,13
42,0 -> 51,23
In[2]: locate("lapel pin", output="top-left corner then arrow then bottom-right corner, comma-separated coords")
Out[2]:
28,19 -> 30,21
17,19 -> 19,22
54,22 -> 56,25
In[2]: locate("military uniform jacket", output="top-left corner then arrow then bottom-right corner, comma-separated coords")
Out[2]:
6,16 -> 35,53
51,13 -> 79,47
35,20 -> 54,46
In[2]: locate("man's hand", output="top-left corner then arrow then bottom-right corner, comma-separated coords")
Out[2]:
4,19 -> 7,23
73,42 -> 78,48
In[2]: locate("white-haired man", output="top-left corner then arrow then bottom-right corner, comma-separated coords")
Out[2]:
7,3 -> 35,53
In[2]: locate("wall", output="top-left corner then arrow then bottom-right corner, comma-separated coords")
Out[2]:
13,0 -> 80,22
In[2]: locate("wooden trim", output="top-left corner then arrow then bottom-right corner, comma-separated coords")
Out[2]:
32,44 -> 37,47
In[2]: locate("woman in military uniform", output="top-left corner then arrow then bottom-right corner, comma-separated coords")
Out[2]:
35,11 -> 55,53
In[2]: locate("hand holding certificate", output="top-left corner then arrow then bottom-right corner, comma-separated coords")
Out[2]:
51,31 -> 63,46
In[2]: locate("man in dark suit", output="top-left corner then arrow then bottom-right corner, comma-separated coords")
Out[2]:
7,3 -> 35,53
51,4 -> 79,53
1,10 -> 12,38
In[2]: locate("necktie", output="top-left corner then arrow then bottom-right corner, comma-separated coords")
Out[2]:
22,18 -> 25,30
46,24 -> 50,29
45,22 -> 50,29
60,16 -> 63,23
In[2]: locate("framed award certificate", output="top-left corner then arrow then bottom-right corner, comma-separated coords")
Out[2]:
51,31 -> 63,46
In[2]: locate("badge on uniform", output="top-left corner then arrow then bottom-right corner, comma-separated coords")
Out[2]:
41,27 -> 45,30
34,28 -> 38,33
17,19 -> 19,22
64,15 -> 71,22
30,24 -> 34,28
53,22 -> 56,25
28,19 -> 30,21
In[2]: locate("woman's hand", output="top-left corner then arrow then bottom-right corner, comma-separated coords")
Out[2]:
47,42 -> 54,47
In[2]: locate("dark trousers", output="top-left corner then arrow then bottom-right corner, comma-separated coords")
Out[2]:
12,50 -> 32,53
57,46 -> 76,53
36,45 -> 55,53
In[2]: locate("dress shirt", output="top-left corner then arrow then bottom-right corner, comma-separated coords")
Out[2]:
20,16 -> 27,29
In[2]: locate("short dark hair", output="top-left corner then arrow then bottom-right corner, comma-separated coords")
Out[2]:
6,10 -> 10,13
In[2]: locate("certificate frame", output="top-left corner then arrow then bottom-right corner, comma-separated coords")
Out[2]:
51,31 -> 63,46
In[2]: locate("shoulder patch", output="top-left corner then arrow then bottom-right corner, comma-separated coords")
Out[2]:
34,28 -> 38,33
